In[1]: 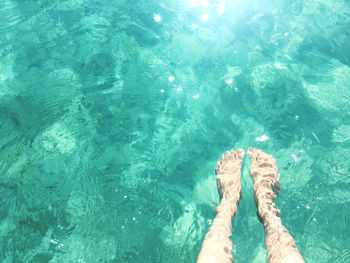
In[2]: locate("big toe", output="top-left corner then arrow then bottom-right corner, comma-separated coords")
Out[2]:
216,149 -> 245,175
247,147 -> 263,162
235,149 -> 245,159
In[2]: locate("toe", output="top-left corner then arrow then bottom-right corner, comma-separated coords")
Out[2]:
236,149 -> 245,159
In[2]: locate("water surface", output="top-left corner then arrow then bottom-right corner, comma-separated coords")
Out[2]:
0,0 -> 350,262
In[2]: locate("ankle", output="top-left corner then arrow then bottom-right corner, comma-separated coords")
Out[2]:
255,194 -> 281,225
215,197 -> 240,218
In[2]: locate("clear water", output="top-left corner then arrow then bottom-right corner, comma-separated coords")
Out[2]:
1,0 -> 350,262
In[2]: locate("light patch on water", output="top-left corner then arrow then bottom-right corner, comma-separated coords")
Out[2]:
303,63 -> 350,118
161,202 -> 205,247
193,175 -> 218,206
161,175 -> 218,248
201,13 -> 209,21
274,139 -> 314,189
0,54 -> 15,86
223,66 -> 242,81
217,1 -> 225,14
154,14 -> 162,22
49,231 -> 116,262
256,134 -> 269,142
54,0 -> 85,10
190,0 -> 210,7
47,68 -> 80,89
311,131 -> 321,144
292,154 -> 302,162
78,15 -> 111,42
251,245 -> 267,263
333,189 -> 350,204
189,0 -> 198,7
41,122 -> 76,154
332,125 -> 350,143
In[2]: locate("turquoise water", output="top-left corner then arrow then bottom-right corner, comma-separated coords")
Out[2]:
1,0 -> 350,262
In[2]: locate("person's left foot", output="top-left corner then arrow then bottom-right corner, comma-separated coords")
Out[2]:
197,149 -> 244,263
215,149 -> 245,201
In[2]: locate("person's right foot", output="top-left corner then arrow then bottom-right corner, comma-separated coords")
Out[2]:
197,150 -> 244,263
215,149 -> 244,201
247,147 -> 281,223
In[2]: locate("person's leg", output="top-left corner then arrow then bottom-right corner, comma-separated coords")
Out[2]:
247,148 -> 305,263
197,149 -> 244,263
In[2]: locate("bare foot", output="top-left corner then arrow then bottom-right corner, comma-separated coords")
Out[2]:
247,148 -> 305,263
197,149 -> 244,263
215,149 -> 245,201
247,147 -> 281,222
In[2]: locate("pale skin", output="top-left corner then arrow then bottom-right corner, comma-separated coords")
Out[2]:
197,148 -> 305,263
